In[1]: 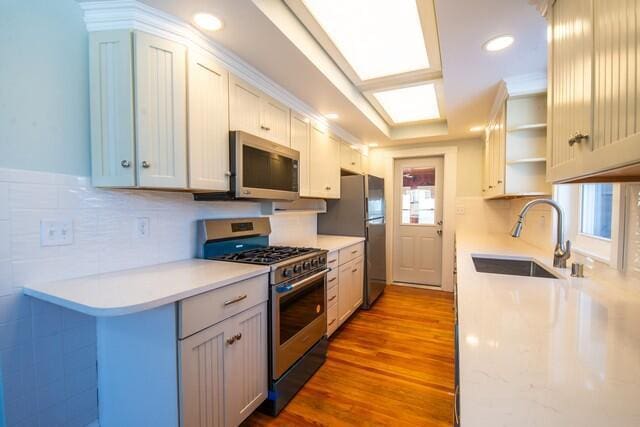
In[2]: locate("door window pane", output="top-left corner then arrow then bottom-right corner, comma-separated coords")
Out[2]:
401,167 -> 436,225
580,183 -> 613,239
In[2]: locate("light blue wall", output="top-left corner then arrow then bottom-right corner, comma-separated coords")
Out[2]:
0,0 -> 90,176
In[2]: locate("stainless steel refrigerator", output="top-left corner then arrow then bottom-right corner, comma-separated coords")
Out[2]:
318,174 -> 386,309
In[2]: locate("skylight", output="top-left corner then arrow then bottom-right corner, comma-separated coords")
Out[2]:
302,0 -> 429,81
373,83 -> 440,123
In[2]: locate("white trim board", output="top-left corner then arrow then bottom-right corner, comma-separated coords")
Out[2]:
375,146 -> 458,292
79,0 -> 362,146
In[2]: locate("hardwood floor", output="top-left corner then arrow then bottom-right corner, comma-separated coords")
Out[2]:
244,285 -> 455,427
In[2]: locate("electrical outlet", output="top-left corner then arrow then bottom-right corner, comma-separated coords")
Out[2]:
456,205 -> 465,215
40,219 -> 73,247
134,217 -> 150,239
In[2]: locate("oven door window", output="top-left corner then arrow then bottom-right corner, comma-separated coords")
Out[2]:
243,145 -> 298,192
279,276 -> 325,345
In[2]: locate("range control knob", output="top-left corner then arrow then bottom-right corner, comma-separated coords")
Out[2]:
319,256 -> 326,264
282,268 -> 293,277
293,264 -> 303,274
303,261 -> 311,270
311,258 -> 319,267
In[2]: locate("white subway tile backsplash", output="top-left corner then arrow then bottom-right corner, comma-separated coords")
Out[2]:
9,183 -> 58,210
0,167 -> 319,427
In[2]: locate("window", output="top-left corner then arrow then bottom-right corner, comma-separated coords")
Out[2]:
400,167 -> 436,225
555,183 -> 621,266
580,184 -> 613,239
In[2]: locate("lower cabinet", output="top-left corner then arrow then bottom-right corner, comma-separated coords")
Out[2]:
326,243 -> 365,336
179,302 -> 267,427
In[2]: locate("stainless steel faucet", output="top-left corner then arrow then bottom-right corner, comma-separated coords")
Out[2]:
511,199 -> 571,268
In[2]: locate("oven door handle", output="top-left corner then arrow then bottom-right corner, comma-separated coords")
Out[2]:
275,269 -> 329,294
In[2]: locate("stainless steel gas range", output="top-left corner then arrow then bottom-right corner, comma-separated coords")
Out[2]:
197,217 -> 328,415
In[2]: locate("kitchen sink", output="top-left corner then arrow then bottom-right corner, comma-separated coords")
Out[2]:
471,255 -> 560,279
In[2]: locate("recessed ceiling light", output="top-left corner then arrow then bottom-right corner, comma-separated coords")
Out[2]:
302,0 -> 429,81
469,125 -> 485,132
368,143 -> 379,148
373,83 -> 440,124
324,113 -> 339,120
483,35 -> 514,52
193,13 -> 223,31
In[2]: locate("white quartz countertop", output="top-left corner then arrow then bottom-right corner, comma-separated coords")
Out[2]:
23,259 -> 269,317
312,235 -> 365,252
456,231 -> 640,426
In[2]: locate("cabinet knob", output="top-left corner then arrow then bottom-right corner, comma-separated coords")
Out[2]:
497,180 -> 503,184
235,333 -> 242,341
224,171 -> 232,177
325,186 -> 331,191
489,185 -> 494,189
260,125 -> 271,131
141,161 -> 151,169
120,160 -> 131,168
226,336 -> 236,345
568,133 -> 589,146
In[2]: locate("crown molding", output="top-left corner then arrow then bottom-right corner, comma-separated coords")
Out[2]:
503,72 -> 547,97
79,0 -> 362,145
528,0 -> 553,18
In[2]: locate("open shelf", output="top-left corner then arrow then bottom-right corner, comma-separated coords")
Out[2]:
507,123 -> 547,132
507,157 -> 547,165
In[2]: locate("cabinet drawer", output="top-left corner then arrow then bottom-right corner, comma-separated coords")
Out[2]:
178,273 -> 268,339
327,304 -> 338,336
339,242 -> 364,265
327,285 -> 338,307
327,251 -> 339,270
327,268 -> 338,289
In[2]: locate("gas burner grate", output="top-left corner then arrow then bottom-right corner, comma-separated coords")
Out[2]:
211,246 -> 318,265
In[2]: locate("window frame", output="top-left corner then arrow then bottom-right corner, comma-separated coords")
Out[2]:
555,183 -> 624,268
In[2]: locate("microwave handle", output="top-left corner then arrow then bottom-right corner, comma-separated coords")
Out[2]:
275,269 -> 329,294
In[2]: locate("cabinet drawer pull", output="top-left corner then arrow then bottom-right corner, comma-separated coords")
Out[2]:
260,125 -> 271,131
328,277 -> 337,282
497,180 -> 503,184
223,294 -> 247,306
352,268 -> 358,273
120,160 -> 131,168
488,185 -> 494,189
328,295 -> 337,302
568,133 -> 589,146
325,186 -> 332,191
328,319 -> 336,326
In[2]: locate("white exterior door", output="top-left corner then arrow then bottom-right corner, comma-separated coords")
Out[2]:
393,157 -> 444,286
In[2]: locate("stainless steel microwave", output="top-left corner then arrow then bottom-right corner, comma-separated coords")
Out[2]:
229,131 -> 300,201
194,131 -> 300,200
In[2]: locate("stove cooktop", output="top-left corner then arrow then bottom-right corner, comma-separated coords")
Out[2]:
211,246 -> 319,265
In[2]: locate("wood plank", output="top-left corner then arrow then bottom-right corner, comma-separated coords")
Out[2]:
243,286 -> 455,426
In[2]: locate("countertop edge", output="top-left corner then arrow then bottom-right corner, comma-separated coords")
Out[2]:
23,266 -> 270,317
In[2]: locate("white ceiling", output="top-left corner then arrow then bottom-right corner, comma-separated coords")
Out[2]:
126,0 -> 547,147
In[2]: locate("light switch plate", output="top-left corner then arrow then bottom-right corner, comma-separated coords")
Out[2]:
40,219 -> 73,246
134,217 -> 150,239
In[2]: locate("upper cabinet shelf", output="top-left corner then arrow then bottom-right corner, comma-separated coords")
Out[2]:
482,84 -> 551,199
547,0 -> 640,183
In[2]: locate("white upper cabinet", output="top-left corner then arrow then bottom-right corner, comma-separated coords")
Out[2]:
547,0 -> 591,182
290,112 -> 311,197
89,30 -> 136,187
340,142 -> 363,174
308,123 -> 341,199
229,74 -> 290,147
187,48 -> 230,191
483,84 -> 551,199
134,32 -> 188,188
89,30 -> 188,189
547,0 -> 640,182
